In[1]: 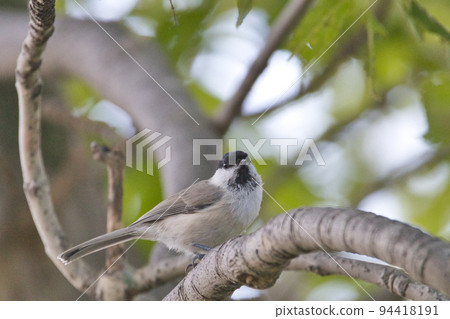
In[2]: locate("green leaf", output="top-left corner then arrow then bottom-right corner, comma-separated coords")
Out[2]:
422,71 -> 450,145
410,0 -> 450,41
287,0 -> 368,65
132,1 -> 218,66
236,0 -> 253,27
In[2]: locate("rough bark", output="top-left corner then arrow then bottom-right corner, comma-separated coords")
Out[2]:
10,5 -> 218,299
164,207 -> 450,300
287,251 -> 449,301
15,0 -> 97,294
90,142 -> 126,270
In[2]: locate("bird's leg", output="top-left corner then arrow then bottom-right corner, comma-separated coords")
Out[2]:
192,243 -> 211,251
185,244 -> 212,273
185,253 -> 206,274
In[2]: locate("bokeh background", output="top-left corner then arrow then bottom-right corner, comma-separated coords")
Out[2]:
0,0 -> 449,300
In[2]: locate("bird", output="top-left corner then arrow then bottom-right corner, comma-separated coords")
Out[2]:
58,150 -> 263,265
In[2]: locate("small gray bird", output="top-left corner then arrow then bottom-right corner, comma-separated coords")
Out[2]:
58,151 -> 263,265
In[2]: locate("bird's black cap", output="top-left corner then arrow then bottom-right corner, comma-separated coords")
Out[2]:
218,151 -> 248,169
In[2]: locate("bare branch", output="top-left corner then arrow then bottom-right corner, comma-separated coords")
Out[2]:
242,28 -> 369,121
164,207 -> 450,300
15,0 -> 96,293
90,142 -> 126,270
211,0 -> 314,134
242,1 -> 390,121
287,251 -> 449,301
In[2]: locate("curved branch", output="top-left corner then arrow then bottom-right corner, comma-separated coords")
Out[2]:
9,6 -> 220,299
2,11 -> 218,195
287,251 -> 449,301
15,0 -> 97,293
211,0 -> 314,134
164,207 -> 450,300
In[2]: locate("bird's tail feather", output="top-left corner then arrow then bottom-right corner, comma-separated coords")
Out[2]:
58,228 -> 138,265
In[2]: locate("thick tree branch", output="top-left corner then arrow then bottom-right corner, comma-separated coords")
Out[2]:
9,7 -> 218,299
164,207 -> 450,300
211,0 -> 314,134
287,251 -> 449,301
15,0 -> 96,293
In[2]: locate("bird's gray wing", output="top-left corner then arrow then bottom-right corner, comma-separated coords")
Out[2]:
129,180 -> 224,226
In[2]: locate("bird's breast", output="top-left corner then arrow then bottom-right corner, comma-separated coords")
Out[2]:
228,185 -> 263,227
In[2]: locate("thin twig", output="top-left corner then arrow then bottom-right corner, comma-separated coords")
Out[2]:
286,251 -> 449,301
242,28 -> 368,121
91,142 -> 126,271
211,0 -> 314,134
169,0 -> 178,26
15,0 -> 96,293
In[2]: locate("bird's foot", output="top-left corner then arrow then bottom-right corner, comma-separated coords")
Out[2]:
185,253 -> 206,274
185,244 -> 211,273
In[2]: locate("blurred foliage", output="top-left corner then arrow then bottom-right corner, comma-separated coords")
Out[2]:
54,0 -> 450,300
61,77 -> 100,115
4,0 -> 449,300
122,165 -> 163,261
408,0 -> 450,41
186,82 -> 221,116
60,76 -> 163,260
422,71 -> 450,145
236,0 -> 253,27
287,0 -> 370,64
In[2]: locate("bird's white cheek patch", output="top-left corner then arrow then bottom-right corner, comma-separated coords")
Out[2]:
210,168 -> 234,187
